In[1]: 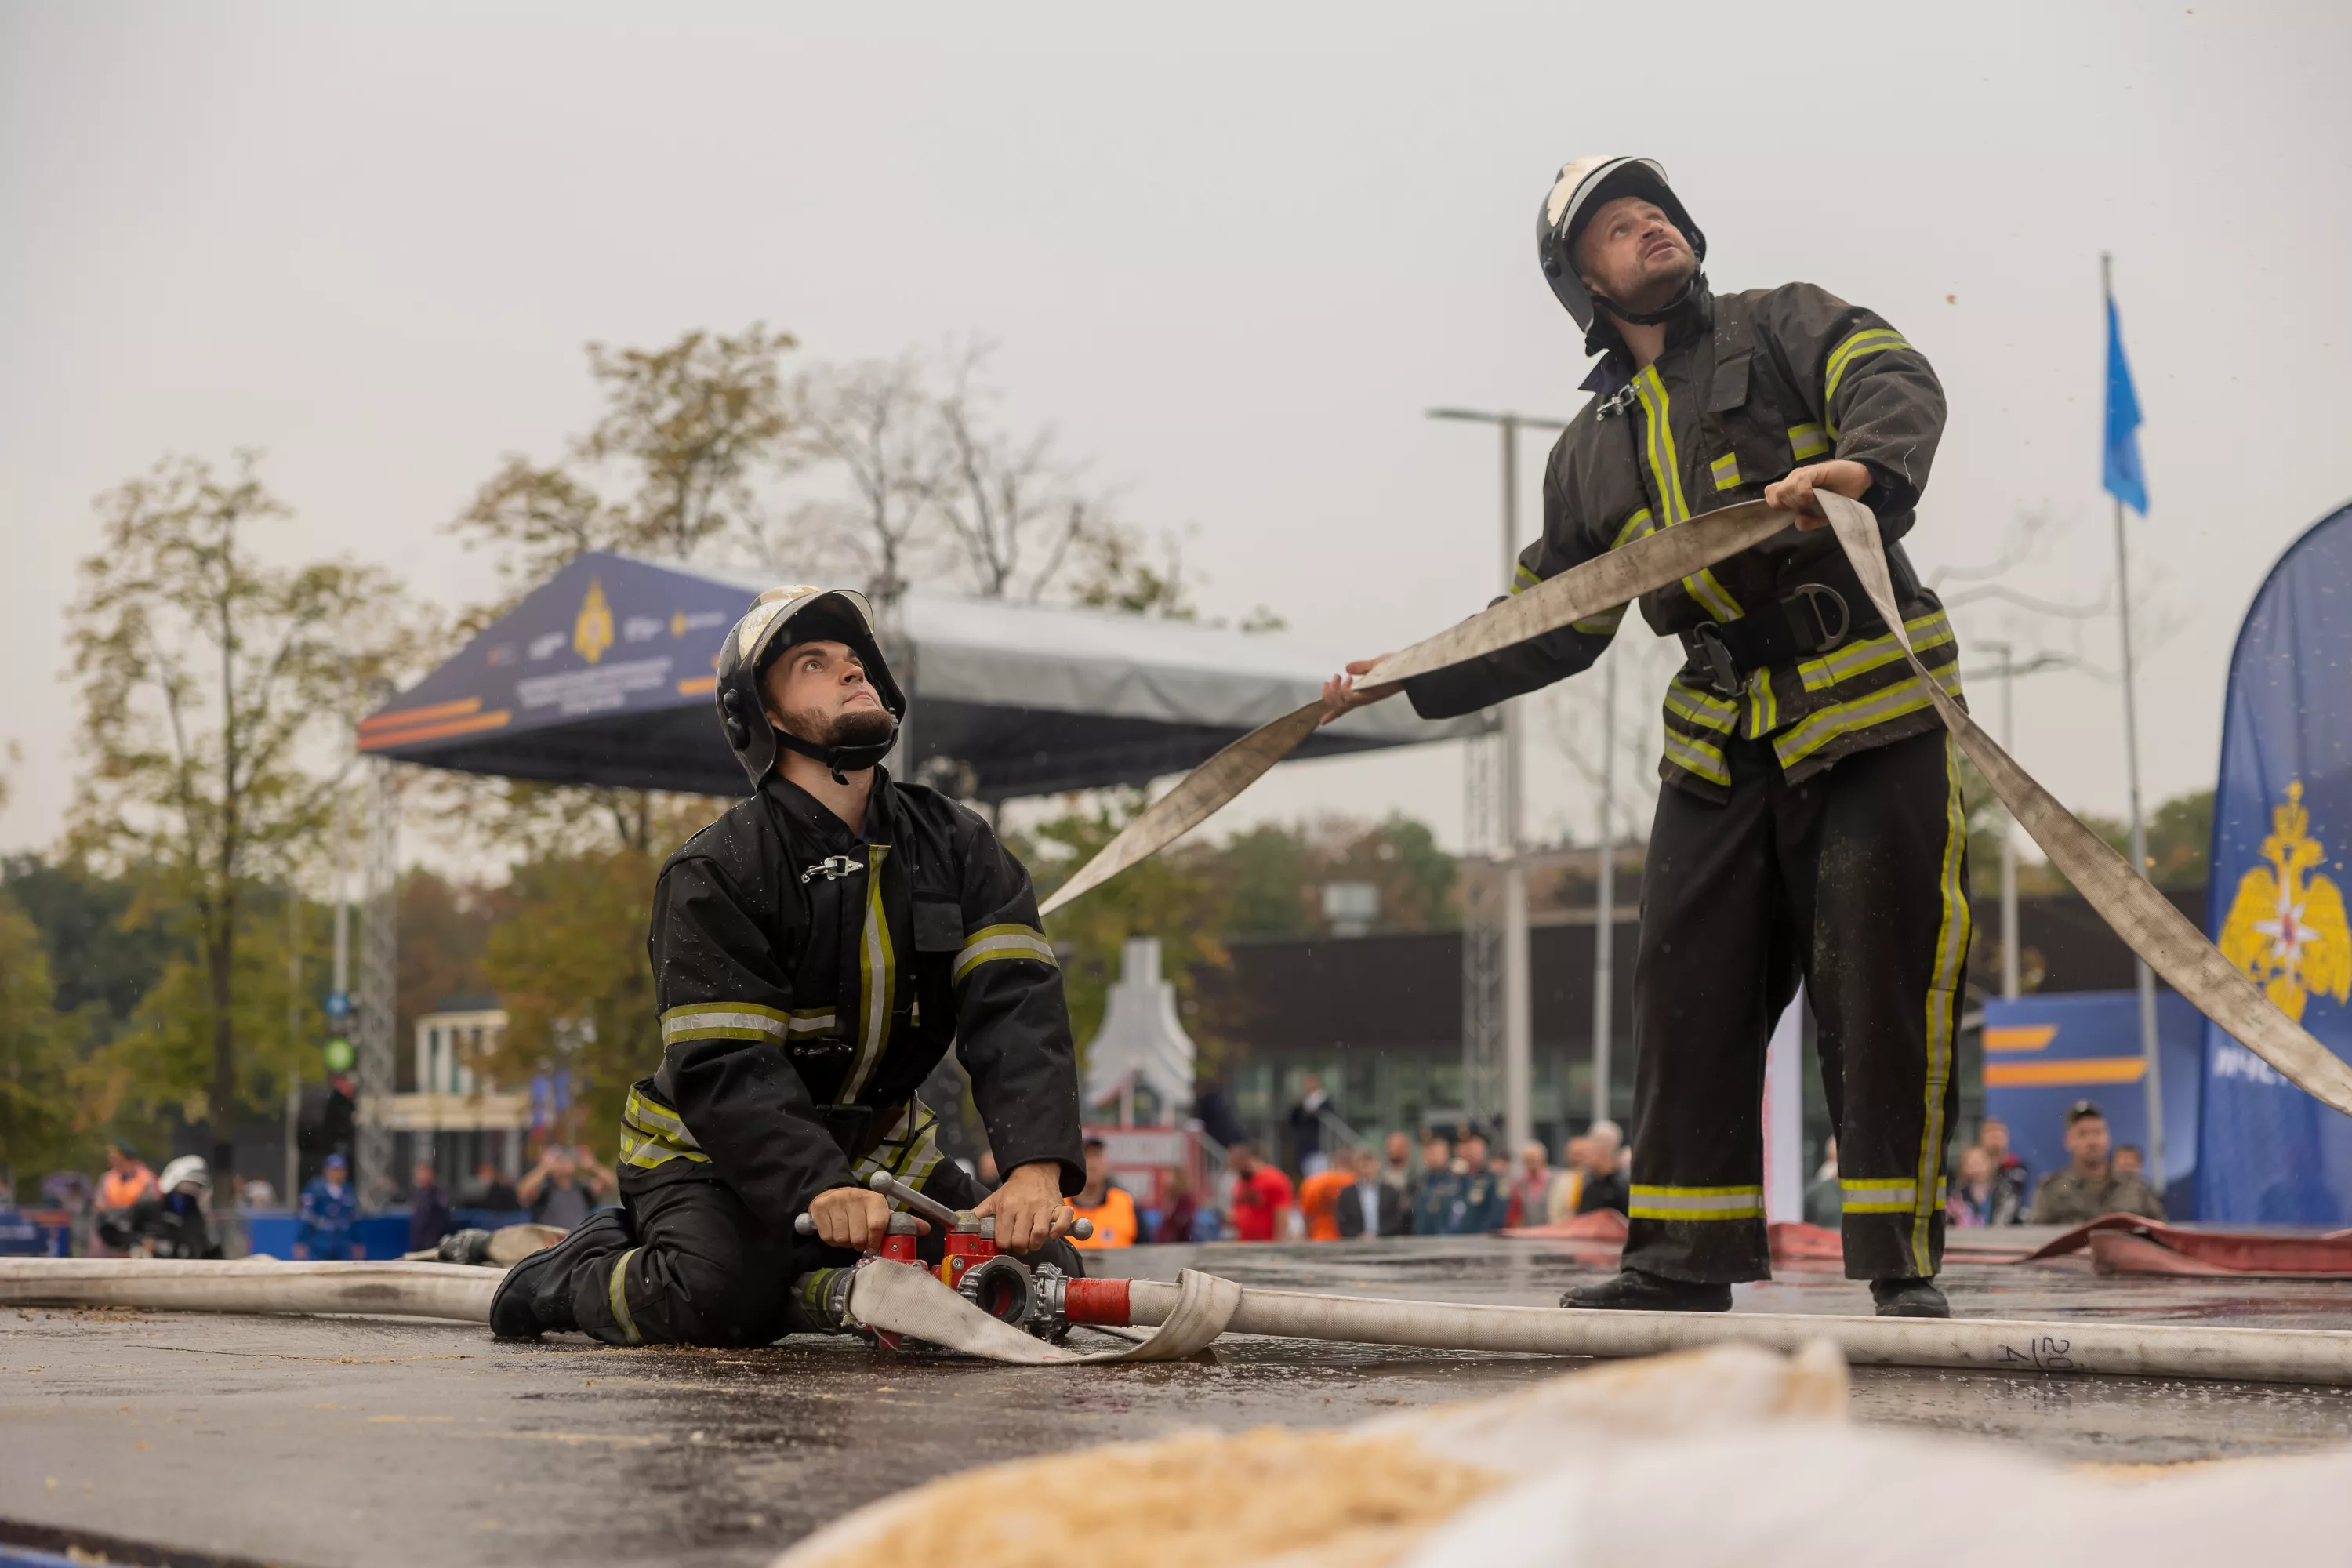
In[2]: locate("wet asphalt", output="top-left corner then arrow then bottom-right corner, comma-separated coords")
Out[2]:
5,1236 -> 2351,1568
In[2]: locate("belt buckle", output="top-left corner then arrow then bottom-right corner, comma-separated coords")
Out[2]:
1792,583 -> 1852,652
1691,623 -> 1742,698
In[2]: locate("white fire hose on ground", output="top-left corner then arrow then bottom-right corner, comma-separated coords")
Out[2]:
10,1255 -> 2352,1388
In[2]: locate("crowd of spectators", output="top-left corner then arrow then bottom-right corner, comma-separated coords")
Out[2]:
1934,1102 -> 2164,1228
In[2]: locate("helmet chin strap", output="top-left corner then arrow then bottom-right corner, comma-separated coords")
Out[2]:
1588,267 -> 1706,334
774,720 -> 898,786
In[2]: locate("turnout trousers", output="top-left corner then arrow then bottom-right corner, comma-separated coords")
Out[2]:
1622,725 -> 1971,1285
551,1120 -> 1080,1347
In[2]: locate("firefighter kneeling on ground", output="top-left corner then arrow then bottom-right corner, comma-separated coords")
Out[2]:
1327,156 -> 1964,1318
492,586 -> 1087,1345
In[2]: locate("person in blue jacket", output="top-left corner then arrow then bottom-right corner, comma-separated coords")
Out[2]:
296,1152 -> 361,1260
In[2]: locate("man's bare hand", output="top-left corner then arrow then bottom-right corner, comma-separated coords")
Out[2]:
1765,459 -> 1872,530
808,1185 -> 924,1251
975,1159 -> 1069,1254
1319,658 -> 1403,726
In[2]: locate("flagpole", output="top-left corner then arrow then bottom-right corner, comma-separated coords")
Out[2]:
2106,250 -> 2166,1196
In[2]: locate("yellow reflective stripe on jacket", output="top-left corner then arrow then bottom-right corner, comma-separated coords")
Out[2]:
1787,423 -> 1831,461
1629,1184 -> 1764,1221
1629,368 -> 1742,620
1611,507 -> 1656,550
1570,604 -> 1628,637
1796,610 -> 1955,694
1632,368 -> 1691,524
1709,452 -> 1740,492
1663,681 -> 1738,733
619,1083 -> 709,1170
953,923 -> 1058,985
1913,739 -> 1971,1272
1661,727 -> 1730,788
1840,1176 -> 1947,1214
1772,660 -> 1963,768
659,1000 -> 789,1046
1744,667 -> 1780,739
1510,561 -> 1542,596
852,1101 -> 946,1196
1823,328 -> 1913,436
840,844 -> 895,1102
785,1007 -> 837,1037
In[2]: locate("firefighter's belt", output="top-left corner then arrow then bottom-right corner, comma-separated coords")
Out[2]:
1680,581 -> 1885,696
1036,494 -> 2352,1125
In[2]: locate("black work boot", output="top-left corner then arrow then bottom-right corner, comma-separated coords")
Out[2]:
1871,1276 -> 1951,1318
490,1209 -> 632,1338
1559,1268 -> 1733,1312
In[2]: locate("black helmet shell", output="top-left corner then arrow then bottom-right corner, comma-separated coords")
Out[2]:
1536,155 -> 1706,332
713,585 -> 906,789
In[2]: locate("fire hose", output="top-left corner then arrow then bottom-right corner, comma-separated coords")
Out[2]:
1038,493 -> 2352,1121
14,1250 -> 2352,1387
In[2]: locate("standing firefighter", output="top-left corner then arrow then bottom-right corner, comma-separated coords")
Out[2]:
1326,157 -> 1965,1317
492,586 -> 1087,1344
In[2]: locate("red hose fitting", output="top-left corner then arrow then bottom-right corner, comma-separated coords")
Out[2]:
1061,1276 -> 1131,1326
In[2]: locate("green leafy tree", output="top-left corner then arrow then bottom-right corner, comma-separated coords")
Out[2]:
1022,798 -> 1233,1074
452,324 -> 800,594
0,887 -> 82,1200
64,452 -> 409,1182
474,798 -> 722,1155
1200,815 -> 1457,936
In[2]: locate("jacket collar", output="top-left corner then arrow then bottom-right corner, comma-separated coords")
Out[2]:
763,767 -> 893,850
1581,277 -> 1717,394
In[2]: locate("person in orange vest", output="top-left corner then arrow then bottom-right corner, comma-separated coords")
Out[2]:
1069,1138 -> 1136,1249
1298,1147 -> 1359,1241
97,1141 -> 158,1214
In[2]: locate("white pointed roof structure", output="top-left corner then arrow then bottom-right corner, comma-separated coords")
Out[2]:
1083,938 -> 1196,1125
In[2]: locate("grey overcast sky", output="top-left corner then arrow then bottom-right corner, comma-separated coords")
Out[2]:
4,2 -> 2348,859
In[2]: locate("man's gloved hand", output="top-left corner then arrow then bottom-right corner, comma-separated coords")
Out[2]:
975,1159 -> 1072,1254
808,1185 -> 927,1251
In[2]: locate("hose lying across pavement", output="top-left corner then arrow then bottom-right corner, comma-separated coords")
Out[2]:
11,1256 -> 2352,1388
1040,493 -> 2352,1121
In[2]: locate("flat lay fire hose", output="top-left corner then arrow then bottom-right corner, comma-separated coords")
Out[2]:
14,1253 -> 2352,1385
1040,492 -> 2352,1122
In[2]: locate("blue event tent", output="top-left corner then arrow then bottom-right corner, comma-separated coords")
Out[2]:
359,551 -> 1487,800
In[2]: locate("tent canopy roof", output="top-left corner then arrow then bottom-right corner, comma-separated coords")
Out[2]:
360,551 -> 1486,799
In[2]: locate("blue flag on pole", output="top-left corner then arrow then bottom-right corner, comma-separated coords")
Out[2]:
2103,297 -> 2149,514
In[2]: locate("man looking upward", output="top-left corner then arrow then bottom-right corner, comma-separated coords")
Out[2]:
1326,157 -> 1963,1317
493,586 -> 1085,1344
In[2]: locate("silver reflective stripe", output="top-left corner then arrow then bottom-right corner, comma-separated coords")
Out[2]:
953,926 -> 1058,983
660,1004 -> 788,1044
841,845 -> 895,1102
1629,1186 -> 1763,1216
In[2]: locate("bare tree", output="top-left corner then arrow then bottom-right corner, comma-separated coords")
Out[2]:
931,343 -> 1095,601
788,353 -> 942,600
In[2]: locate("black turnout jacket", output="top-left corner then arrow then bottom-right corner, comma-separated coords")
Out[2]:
622,770 -> 1083,1235
1406,281 -> 1960,801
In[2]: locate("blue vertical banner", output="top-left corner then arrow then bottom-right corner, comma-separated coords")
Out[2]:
2103,296 -> 2150,514
2198,501 -> 2352,1221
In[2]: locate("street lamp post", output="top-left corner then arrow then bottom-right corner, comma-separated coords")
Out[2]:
1429,408 -> 1568,1154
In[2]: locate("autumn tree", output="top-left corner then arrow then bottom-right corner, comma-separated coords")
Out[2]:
1021,797 -> 1234,1072
452,323 -> 800,596
64,452 -> 411,1184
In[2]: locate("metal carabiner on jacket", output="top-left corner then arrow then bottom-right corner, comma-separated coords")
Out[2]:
797,855 -> 866,885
